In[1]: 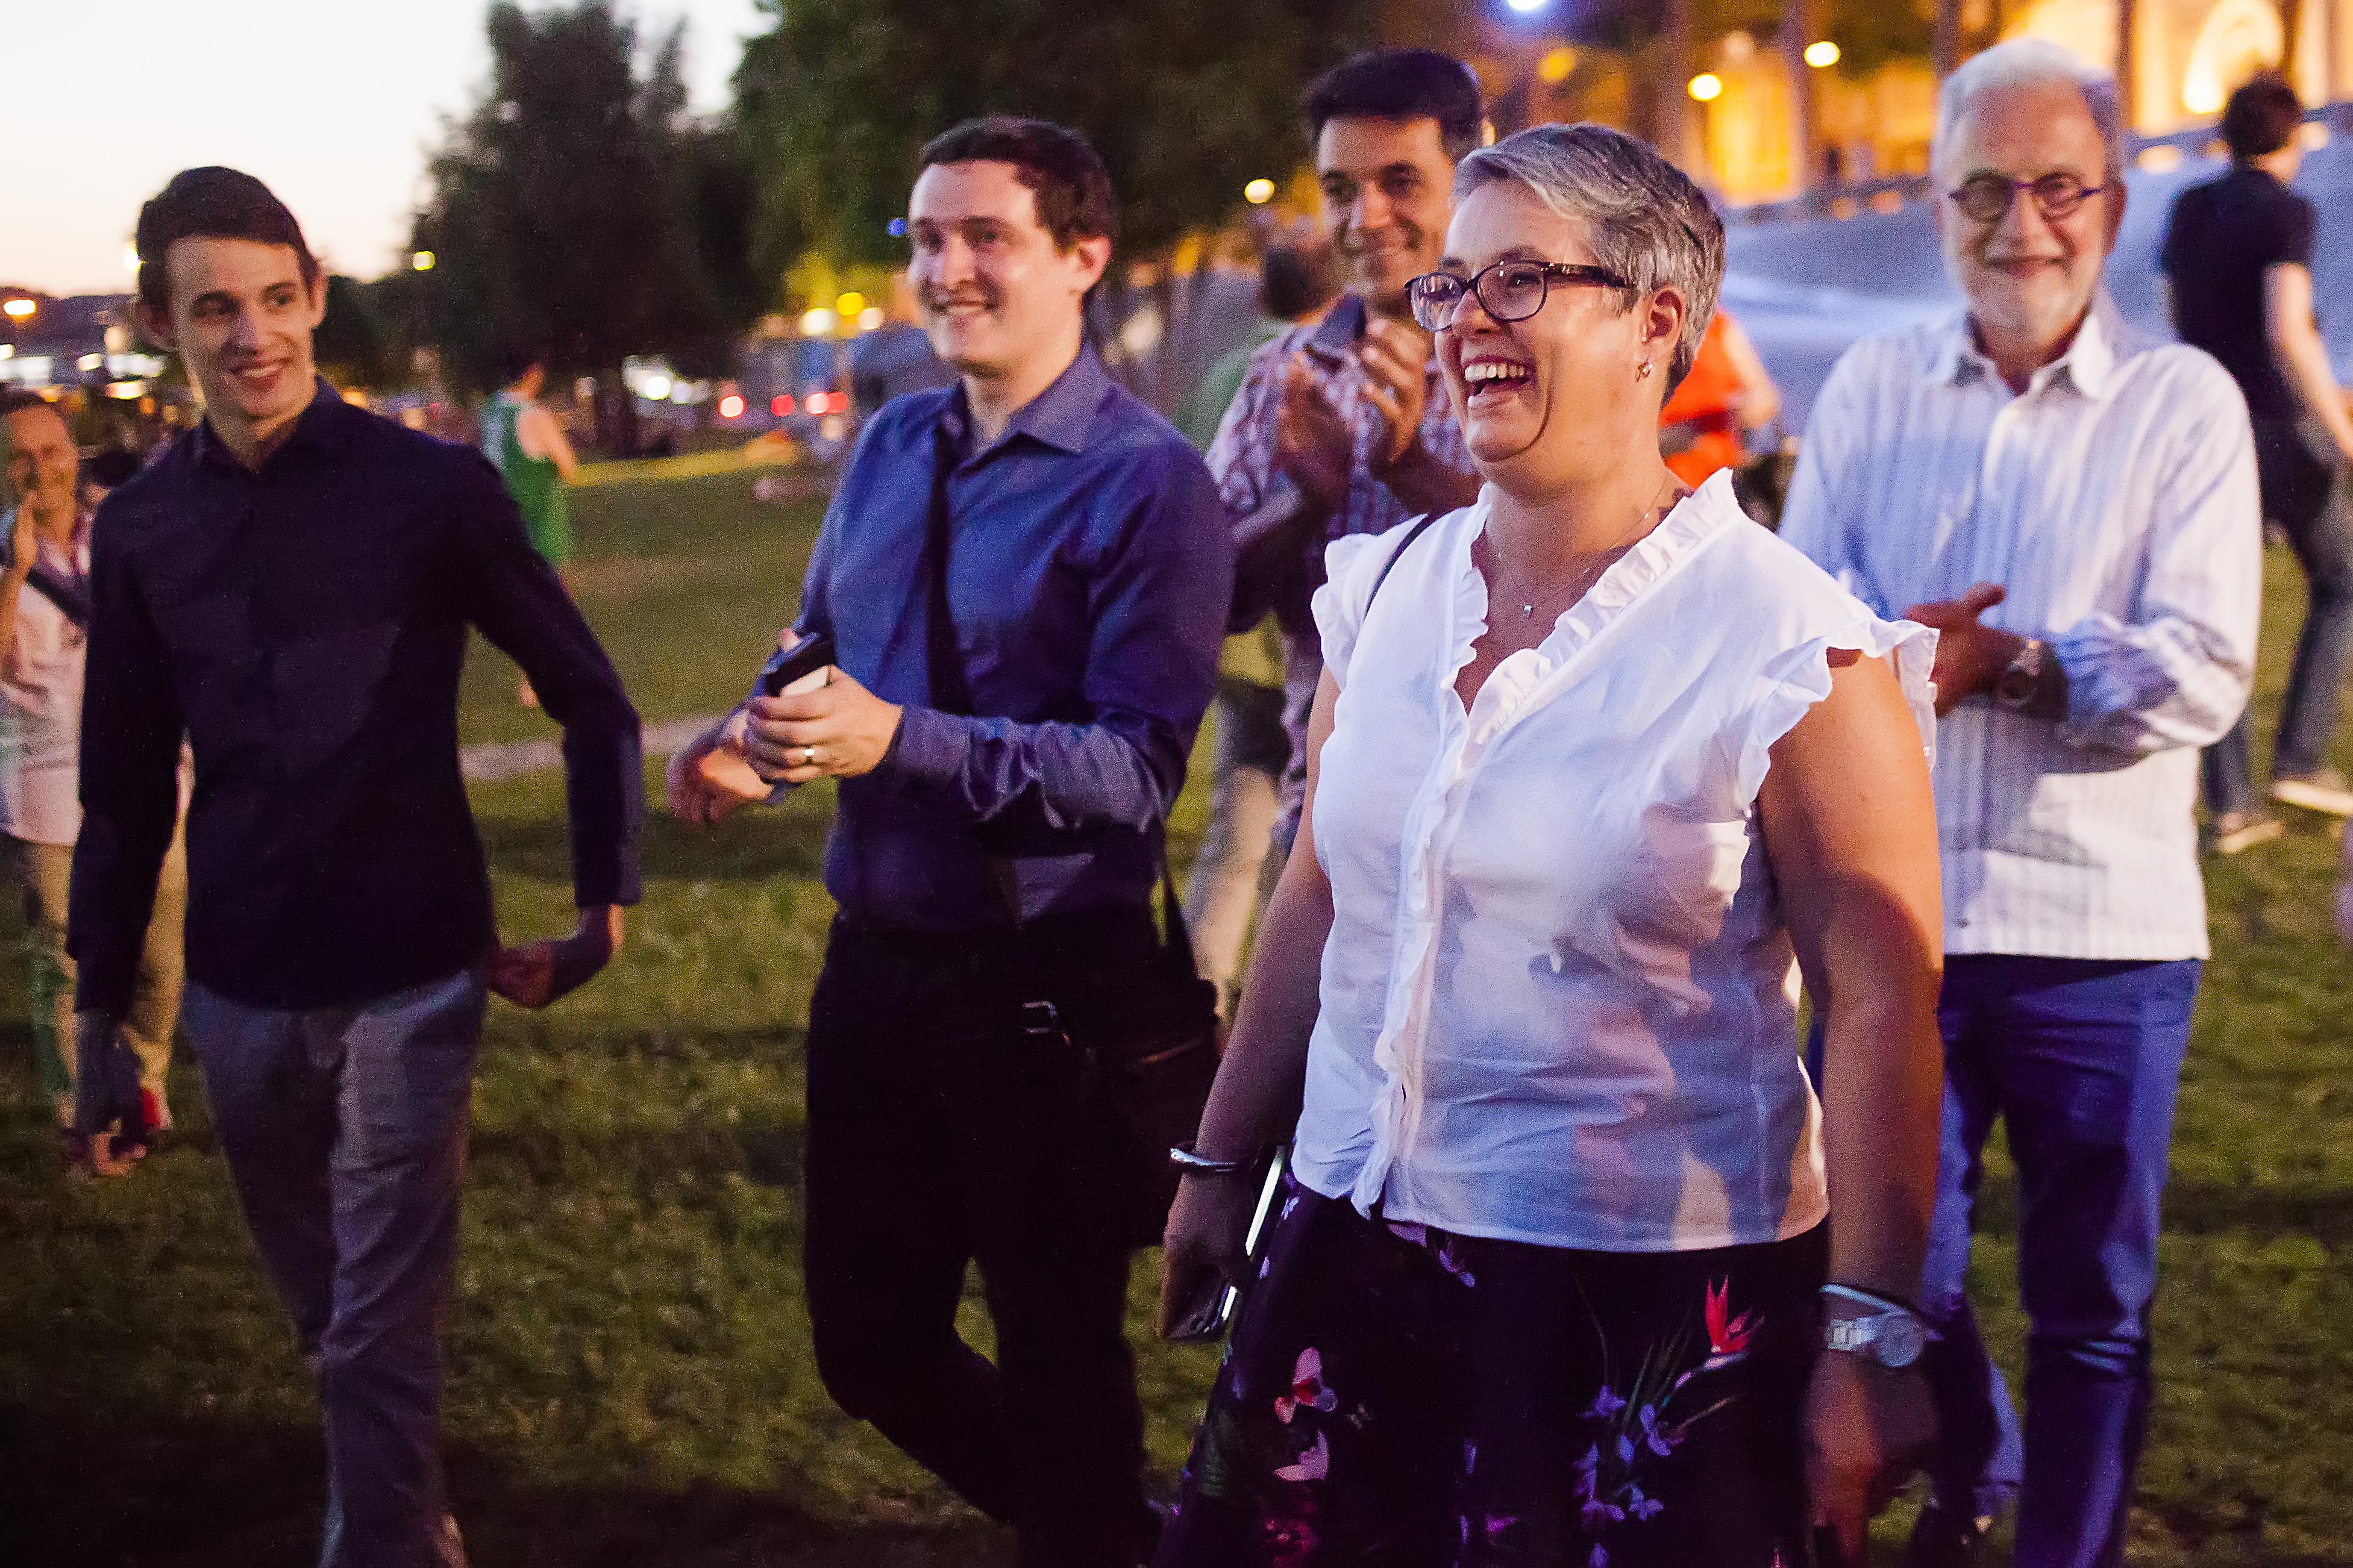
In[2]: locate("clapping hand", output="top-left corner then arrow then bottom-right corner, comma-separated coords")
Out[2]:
487,905 -> 624,1010
1274,358 -> 1353,522
1355,315 -> 1435,469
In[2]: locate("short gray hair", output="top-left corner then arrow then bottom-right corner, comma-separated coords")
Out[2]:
1934,38 -> 2126,189
1453,122 -> 1725,386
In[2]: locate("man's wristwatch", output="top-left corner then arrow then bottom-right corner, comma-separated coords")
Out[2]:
1820,1284 -> 1928,1369
1996,636 -> 2051,713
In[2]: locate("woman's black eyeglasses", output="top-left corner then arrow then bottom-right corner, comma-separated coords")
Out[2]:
1406,260 -> 1631,331
1946,171 -> 2106,224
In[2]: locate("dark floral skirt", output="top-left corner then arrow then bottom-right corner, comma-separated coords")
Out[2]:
1155,1179 -> 1829,1568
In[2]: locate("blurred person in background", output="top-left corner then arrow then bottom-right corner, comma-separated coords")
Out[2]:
850,270 -> 956,419
1658,304 -> 1781,489
1179,243 -> 1338,1012
2160,70 -> 2353,847
1157,121 -> 1944,1568
1,391 -> 186,1176
1176,245 -> 1340,449
482,349 -> 582,707
1209,49 -> 1484,858
1783,41 -> 2258,1566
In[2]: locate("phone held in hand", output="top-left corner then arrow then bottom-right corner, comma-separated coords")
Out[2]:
1165,1146 -> 1289,1343
759,632 -> 836,698
1299,294 -> 1368,367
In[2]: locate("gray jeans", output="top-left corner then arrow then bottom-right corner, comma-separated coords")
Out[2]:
183,969 -> 487,1568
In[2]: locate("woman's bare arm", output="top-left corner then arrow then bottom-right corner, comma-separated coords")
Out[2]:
1158,669 -> 1339,1329
521,402 -> 581,482
1759,647 -> 1944,1557
1765,649 -> 1943,1292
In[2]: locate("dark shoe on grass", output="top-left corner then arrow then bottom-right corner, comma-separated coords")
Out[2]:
1903,1501 -> 1996,1568
2210,810 -> 2286,855
2272,768 -> 2353,818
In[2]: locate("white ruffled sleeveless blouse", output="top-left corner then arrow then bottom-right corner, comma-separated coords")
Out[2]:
1292,471 -> 1937,1252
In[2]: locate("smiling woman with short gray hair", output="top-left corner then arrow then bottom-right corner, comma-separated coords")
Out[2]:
1154,122 -> 1949,1568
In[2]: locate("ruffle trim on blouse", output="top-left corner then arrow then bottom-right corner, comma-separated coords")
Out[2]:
1312,503 -> 1485,687
1735,613 -> 1940,804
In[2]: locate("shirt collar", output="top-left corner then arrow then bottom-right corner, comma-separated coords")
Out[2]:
1934,290 -> 2123,401
192,375 -> 352,472
941,343 -> 1111,461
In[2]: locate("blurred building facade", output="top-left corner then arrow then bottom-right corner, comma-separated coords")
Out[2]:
1385,0 -> 2353,207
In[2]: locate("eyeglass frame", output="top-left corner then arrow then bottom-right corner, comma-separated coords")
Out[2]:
1406,260 -> 1633,333
1944,170 -> 2108,225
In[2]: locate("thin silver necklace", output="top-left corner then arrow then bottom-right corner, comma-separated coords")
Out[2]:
1512,478 -> 1682,620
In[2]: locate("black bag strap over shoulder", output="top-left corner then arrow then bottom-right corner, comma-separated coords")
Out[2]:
24,560 -> 90,629
1365,511 -> 1439,616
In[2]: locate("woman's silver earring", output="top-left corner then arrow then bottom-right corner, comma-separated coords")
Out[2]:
1637,360 -> 1655,380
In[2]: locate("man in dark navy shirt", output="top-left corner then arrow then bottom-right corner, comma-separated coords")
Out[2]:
671,120 -> 1231,1567
70,167 -> 642,1568
2162,72 -> 2353,843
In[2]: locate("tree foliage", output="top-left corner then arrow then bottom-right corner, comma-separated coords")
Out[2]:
412,0 -> 760,395
733,0 -> 1374,289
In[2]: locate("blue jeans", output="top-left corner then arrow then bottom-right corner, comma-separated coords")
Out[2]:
1920,955 -> 2201,1568
2203,417 -> 2353,811
183,969 -> 487,1568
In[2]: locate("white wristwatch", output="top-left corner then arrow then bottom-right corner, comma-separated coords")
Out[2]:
1820,1284 -> 1928,1369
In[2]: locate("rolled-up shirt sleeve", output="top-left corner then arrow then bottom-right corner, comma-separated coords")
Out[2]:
885,448 -> 1235,829
2051,377 -> 2261,754
67,510 -> 183,1014
450,455 -> 645,906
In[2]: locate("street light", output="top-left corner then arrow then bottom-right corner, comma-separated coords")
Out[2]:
1538,46 -> 1578,84
1688,73 -> 1724,102
2,297 -> 35,321
1504,0 -> 1548,11
411,250 -> 436,272
1243,178 -> 1275,205
1804,40 -> 1841,68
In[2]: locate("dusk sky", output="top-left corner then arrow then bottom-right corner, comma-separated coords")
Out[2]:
2,0 -> 768,296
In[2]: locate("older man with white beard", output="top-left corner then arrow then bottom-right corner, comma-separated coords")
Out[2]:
1781,39 -> 2260,1568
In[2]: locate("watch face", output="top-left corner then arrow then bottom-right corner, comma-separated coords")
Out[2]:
1875,1313 -> 1927,1369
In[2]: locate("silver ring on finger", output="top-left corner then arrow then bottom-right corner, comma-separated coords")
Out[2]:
800,745 -> 818,769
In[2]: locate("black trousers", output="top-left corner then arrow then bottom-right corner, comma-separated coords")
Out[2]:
803,910 -> 1159,1568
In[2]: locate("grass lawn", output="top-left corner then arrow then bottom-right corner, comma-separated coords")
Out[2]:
3,466 -> 2348,1566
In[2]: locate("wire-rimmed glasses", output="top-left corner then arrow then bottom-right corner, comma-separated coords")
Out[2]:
1946,171 -> 2107,224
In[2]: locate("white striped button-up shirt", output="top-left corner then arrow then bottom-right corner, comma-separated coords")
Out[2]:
1781,295 -> 2260,961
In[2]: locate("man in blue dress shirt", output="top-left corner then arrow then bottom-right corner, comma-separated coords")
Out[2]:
671,119 -> 1233,1567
